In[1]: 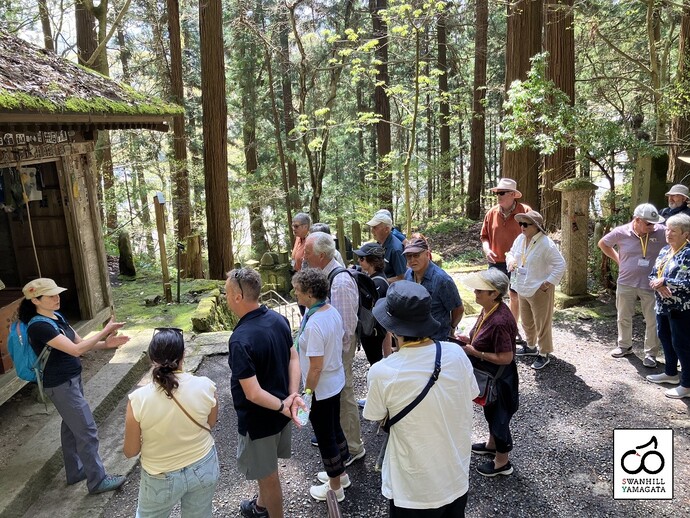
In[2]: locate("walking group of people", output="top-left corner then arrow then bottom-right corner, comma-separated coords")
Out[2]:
17,178 -> 690,517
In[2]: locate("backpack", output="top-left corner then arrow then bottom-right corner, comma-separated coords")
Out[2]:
328,267 -> 380,338
8,313 -> 64,383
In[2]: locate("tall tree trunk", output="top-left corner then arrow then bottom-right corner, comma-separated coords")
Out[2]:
278,9 -> 300,218
468,0 -> 488,220
370,0 -> 392,208
669,0 -> 690,183
543,0 -> 575,229
502,0 -> 542,209
167,0 -> 192,266
38,0 -> 54,51
200,0 -> 234,278
75,0 -> 117,230
437,10 -> 451,215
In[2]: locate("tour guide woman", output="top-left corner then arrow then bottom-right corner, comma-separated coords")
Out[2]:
124,328 -> 219,517
20,277 -> 129,493
291,268 -> 350,503
647,213 -> 690,399
458,269 -> 519,477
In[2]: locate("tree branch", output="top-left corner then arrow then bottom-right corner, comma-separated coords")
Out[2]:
84,0 -> 131,68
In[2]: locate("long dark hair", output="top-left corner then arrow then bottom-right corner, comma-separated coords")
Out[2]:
17,298 -> 38,324
149,329 -> 185,398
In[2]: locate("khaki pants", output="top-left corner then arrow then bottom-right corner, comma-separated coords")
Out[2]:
519,285 -> 555,355
339,336 -> 364,455
615,283 -> 660,357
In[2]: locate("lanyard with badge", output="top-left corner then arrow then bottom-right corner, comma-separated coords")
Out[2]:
656,243 -> 688,279
516,235 -> 538,276
636,231 -> 650,268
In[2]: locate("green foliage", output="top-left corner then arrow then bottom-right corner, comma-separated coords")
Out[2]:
422,216 -> 474,235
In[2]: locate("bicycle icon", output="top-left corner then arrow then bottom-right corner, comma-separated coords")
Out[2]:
621,435 -> 665,475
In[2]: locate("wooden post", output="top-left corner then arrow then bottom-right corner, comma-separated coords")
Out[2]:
187,235 -> 204,279
336,217 -> 347,263
153,192 -> 173,302
351,220 -> 361,250
554,179 -> 597,296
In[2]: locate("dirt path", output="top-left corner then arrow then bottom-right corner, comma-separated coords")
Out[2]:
101,309 -> 689,517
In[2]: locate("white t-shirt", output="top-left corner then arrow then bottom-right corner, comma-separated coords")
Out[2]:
363,342 -> 478,509
298,306 -> 345,400
129,372 -> 217,474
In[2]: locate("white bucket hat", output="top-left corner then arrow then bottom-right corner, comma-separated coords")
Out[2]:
490,178 -> 522,198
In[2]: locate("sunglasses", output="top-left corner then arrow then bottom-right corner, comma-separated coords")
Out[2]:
495,191 -> 512,196
518,222 -> 533,227
232,269 -> 246,298
405,251 -> 425,259
153,327 -> 183,336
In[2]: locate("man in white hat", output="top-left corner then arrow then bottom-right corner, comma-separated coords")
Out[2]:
480,178 -> 531,343
367,211 -> 407,282
598,204 -> 665,367
375,209 -> 406,243
660,184 -> 690,219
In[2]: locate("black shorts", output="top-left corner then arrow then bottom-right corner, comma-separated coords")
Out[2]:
488,262 -> 516,293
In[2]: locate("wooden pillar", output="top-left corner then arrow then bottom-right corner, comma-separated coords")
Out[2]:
351,221 -> 361,250
153,192 -> 173,303
336,217 -> 347,263
554,179 -> 597,296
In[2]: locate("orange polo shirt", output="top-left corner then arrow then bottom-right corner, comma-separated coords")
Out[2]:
480,202 -> 531,263
292,236 -> 307,271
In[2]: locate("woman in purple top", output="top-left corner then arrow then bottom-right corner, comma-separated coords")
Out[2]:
457,269 -> 518,477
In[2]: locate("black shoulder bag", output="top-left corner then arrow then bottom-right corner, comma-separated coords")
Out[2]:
381,340 -> 442,433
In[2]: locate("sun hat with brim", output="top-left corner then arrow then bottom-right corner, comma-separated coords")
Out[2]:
372,281 -> 440,337
463,272 -> 499,292
366,213 -> 393,227
665,184 -> 689,198
22,278 -> 67,299
633,203 -> 664,224
490,178 -> 522,198
403,237 -> 430,255
515,210 -> 546,233
353,242 -> 385,258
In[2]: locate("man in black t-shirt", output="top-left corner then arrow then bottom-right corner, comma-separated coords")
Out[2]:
226,268 -> 300,518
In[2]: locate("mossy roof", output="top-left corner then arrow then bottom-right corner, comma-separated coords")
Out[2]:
0,30 -> 182,132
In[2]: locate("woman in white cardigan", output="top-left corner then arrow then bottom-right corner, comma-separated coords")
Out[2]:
506,210 -> 566,370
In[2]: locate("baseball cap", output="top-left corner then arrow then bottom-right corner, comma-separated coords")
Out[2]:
353,242 -> 385,258
633,203 -> 664,223
366,213 -> 393,227
22,278 -> 67,299
403,237 -> 430,255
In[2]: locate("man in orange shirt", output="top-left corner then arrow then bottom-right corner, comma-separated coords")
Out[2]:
291,213 -> 311,273
480,178 -> 530,342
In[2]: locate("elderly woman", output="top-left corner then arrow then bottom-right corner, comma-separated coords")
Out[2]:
458,269 -> 518,477
506,210 -> 566,370
291,268 -> 350,503
647,213 -> 690,398
353,242 -> 392,364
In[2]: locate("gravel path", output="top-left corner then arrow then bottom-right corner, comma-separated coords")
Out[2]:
104,310 -> 690,517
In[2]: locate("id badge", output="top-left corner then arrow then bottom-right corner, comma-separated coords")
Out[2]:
517,267 -> 527,276
637,259 -> 650,267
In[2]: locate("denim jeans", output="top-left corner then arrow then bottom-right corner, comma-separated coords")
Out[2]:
136,445 -> 219,518
656,310 -> 690,387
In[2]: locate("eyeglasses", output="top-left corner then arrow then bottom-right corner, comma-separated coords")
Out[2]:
473,289 -> 494,294
233,269 -> 245,298
518,222 -> 533,227
153,327 -> 183,336
405,251 -> 425,259
358,256 -> 366,262
495,191 -> 511,196
291,223 -> 305,229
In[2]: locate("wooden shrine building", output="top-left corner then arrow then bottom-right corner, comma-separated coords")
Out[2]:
0,30 -> 180,402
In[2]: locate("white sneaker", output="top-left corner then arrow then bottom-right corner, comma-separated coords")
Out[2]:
309,481 -> 345,502
610,347 -> 633,358
646,373 -> 680,385
344,448 -> 366,467
316,471 -> 351,488
665,386 -> 690,399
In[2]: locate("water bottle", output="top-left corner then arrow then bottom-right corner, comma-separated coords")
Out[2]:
296,389 -> 313,426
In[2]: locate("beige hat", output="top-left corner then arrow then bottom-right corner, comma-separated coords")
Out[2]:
23,278 -> 67,299
515,210 -> 547,233
490,178 -> 522,198
665,184 -> 689,198
463,272 -> 499,292
366,213 -> 393,227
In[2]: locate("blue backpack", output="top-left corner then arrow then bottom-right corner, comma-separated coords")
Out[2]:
8,313 -> 64,383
